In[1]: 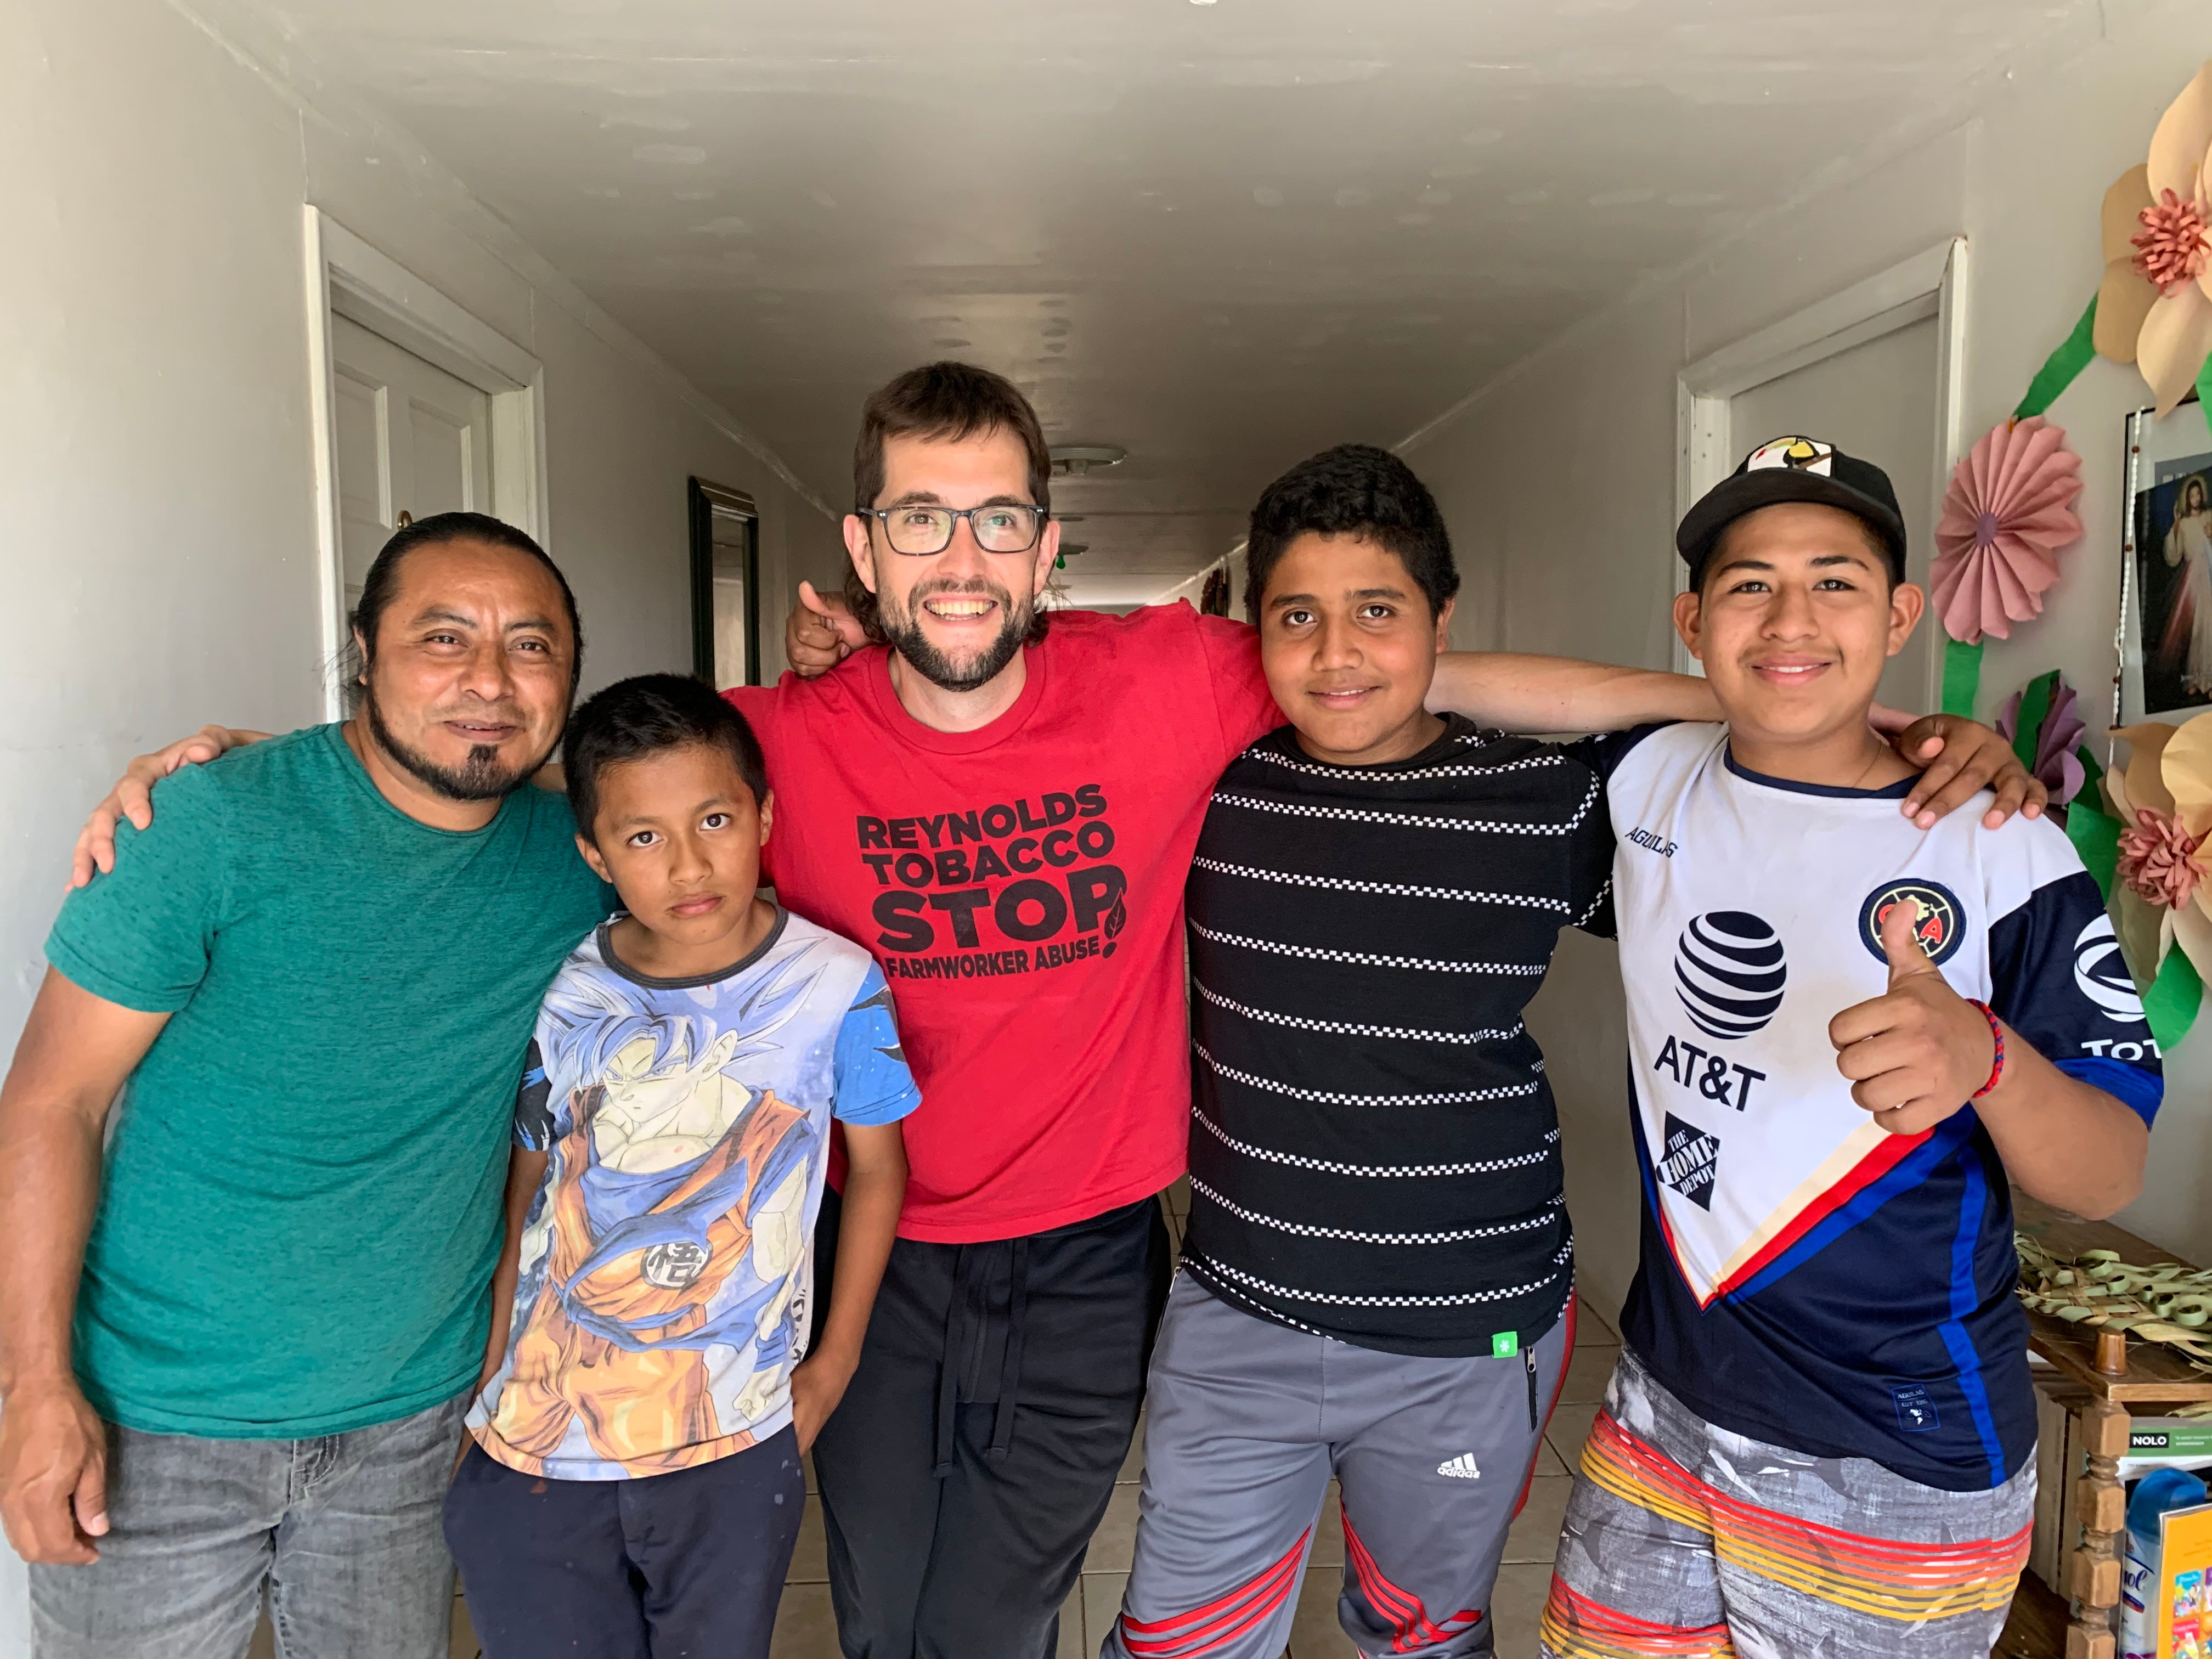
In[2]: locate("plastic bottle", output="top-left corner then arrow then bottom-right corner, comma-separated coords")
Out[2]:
2124,1466 -> 2211,1659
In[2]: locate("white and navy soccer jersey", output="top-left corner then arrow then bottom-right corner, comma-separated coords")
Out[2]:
1578,723 -> 2162,1493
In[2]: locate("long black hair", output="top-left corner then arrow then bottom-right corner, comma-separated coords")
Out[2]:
348,512 -> 584,693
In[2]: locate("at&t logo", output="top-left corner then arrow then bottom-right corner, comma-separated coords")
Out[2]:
1673,911 -> 1787,1039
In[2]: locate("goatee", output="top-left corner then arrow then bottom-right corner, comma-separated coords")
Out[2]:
365,693 -> 546,801
883,581 -> 1033,692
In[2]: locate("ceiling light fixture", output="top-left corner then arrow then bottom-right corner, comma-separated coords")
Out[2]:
1049,445 -> 1127,477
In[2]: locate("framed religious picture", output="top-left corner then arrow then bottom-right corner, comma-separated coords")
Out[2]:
2121,398 -> 2212,723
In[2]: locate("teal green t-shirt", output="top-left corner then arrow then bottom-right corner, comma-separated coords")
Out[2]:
46,724 -> 611,1438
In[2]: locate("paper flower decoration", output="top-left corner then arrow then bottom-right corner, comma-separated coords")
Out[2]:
1996,672 -> 2089,804
2095,61 -> 2212,413
2105,713 -> 2212,983
1930,416 -> 2084,645
2120,808 -> 2203,910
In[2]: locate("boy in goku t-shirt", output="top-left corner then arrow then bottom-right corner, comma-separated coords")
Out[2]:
1539,439 -> 2161,1659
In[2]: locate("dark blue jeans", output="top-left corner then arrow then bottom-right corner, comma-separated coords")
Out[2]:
443,1427 -> 805,1659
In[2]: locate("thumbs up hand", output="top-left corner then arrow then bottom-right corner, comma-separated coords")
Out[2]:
1827,899 -> 2000,1136
785,580 -> 866,678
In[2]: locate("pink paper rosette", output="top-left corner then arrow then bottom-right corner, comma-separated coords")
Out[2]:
1930,415 -> 2084,645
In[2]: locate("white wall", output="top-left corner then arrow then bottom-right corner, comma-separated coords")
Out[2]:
1405,0 -> 2212,1322
1154,549 -> 1250,619
0,0 -> 844,1638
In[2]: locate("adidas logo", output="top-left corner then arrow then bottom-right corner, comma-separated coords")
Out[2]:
1436,1453 -> 1481,1480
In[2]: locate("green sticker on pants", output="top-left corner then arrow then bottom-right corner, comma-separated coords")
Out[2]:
1492,1331 -> 1520,1358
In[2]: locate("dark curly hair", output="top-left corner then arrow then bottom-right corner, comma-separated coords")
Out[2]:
1243,443 -> 1459,624
845,361 -> 1052,648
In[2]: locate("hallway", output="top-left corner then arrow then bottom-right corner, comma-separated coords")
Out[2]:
12,1 -> 2212,1654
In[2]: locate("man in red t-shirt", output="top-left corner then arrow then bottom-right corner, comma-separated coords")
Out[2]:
739,363 -> 2037,1659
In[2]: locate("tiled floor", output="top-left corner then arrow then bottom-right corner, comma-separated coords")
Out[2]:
754,1180 -> 1622,1659
269,1179 -> 1619,1659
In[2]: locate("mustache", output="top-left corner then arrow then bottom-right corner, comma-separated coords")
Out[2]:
907,576 -> 1017,610
419,701 -> 531,726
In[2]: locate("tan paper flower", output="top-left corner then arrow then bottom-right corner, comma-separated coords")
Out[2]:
2109,713 -> 2212,981
2095,62 -> 2212,413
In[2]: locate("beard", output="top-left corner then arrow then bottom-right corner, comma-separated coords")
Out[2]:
364,689 -> 551,802
879,575 -> 1034,692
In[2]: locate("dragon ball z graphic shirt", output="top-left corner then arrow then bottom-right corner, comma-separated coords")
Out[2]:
466,910 -> 919,1481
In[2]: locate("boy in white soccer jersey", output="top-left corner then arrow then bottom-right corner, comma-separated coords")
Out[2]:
442,675 -> 917,1659
1539,439 -> 2161,1659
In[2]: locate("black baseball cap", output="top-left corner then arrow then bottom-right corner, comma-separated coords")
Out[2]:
1677,436 -> 1908,584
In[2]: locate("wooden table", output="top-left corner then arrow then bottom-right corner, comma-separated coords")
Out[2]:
2015,1197 -> 2212,1659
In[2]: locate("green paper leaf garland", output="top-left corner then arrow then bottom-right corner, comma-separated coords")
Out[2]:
2013,296 -> 2100,421
2066,774 -> 2122,905
2144,948 -> 2204,1052
2009,670 -> 2056,774
2201,353 -> 2212,445
1939,298 -> 2102,719
1942,637 -> 1984,718
2017,301 -> 2097,425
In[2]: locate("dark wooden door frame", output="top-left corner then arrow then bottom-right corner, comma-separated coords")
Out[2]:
688,477 -> 761,687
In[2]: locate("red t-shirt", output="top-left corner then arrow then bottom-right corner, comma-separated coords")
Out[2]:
727,604 -> 1278,1243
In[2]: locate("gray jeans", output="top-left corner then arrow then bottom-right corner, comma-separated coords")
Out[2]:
28,1393 -> 467,1659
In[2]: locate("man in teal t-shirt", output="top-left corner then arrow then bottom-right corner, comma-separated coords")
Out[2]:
0,516 -> 608,1659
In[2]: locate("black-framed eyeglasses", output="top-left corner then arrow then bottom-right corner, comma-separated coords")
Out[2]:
859,503 -> 1047,556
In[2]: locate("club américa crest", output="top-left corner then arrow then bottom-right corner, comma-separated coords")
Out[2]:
1857,879 -> 1966,967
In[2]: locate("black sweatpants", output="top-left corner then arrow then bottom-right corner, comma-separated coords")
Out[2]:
810,1188 -> 1174,1659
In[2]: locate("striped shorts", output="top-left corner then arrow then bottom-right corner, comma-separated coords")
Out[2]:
1538,1348 -> 2033,1659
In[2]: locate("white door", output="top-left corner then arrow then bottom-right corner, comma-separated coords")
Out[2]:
330,314 -> 493,618
1727,315 -> 1941,713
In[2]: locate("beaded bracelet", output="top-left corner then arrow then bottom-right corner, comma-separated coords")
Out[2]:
1966,999 -> 2005,1099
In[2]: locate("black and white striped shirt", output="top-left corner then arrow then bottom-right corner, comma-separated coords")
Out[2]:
1181,715 -> 1615,1356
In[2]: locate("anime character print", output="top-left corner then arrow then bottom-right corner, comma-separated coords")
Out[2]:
484,949 -> 827,1477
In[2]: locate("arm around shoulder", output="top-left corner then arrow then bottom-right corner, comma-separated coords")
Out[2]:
71,725 -> 269,888
49,761 -> 233,1015
1427,652 -> 1721,734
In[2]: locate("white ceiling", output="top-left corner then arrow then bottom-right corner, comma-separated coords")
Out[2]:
212,0 -> 2087,603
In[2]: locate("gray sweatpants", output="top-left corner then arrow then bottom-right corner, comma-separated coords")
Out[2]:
1102,1273 -> 1571,1659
